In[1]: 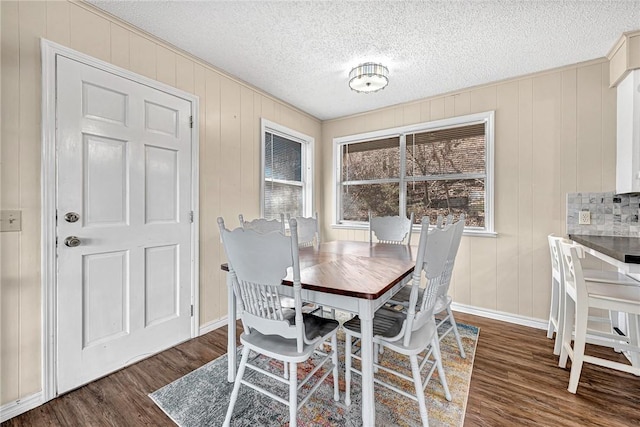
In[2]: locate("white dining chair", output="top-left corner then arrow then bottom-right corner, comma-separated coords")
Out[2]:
286,212 -> 320,248
557,240 -> 640,394
546,234 -> 564,349
388,215 -> 467,358
435,213 -> 453,229
546,235 -> 633,356
218,217 -> 340,427
369,211 -> 415,245
343,217 -> 455,427
368,211 -> 414,324
432,215 -> 466,357
238,214 -> 296,308
287,212 -> 325,317
238,213 -> 285,233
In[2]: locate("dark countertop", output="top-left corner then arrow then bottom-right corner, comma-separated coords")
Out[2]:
569,234 -> 640,264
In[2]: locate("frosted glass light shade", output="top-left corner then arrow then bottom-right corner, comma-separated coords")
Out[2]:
348,63 -> 389,93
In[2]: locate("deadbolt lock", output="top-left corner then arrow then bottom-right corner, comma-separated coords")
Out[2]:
64,212 -> 80,223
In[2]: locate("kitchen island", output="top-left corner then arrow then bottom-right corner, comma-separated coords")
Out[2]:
569,234 -> 640,276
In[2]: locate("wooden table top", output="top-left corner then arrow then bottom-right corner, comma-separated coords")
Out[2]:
222,240 -> 416,300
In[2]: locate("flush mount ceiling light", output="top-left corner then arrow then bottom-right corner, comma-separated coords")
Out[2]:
348,62 -> 389,93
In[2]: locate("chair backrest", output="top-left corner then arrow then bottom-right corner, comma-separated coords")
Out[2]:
238,213 -> 285,234
219,217 -> 307,352
436,214 -> 454,229
548,234 -> 564,284
287,212 -> 320,247
401,216 -> 456,346
437,214 -> 466,299
369,212 -> 415,245
558,240 -> 587,305
550,235 -> 586,295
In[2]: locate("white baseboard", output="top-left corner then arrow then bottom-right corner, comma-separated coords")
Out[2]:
451,302 -> 549,330
202,306 -> 548,335
0,392 -> 44,423
198,316 -> 229,335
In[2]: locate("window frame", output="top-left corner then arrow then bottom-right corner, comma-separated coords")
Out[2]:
332,111 -> 495,235
260,118 -> 314,219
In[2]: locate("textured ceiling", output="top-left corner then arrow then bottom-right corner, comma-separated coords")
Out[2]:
88,1 -> 640,121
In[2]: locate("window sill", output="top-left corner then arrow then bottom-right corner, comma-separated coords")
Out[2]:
331,223 -> 498,238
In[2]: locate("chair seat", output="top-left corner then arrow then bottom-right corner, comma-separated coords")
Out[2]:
587,281 -> 640,306
391,285 -> 414,304
344,309 -> 438,355
280,298 -> 321,315
293,313 -> 340,340
584,269 -> 640,285
391,286 -> 451,313
343,307 -> 406,338
241,316 -> 338,362
381,319 -> 437,354
278,311 -> 340,341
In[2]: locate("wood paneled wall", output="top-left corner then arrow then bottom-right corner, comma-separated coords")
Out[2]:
321,59 -> 616,322
0,0 -> 320,405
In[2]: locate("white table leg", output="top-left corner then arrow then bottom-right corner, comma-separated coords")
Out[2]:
358,299 -> 375,426
227,272 -> 237,382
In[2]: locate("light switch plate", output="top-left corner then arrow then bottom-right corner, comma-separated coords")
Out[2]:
578,210 -> 591,225
1,210 -> 22,232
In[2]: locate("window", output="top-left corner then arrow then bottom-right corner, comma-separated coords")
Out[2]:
261,119 -> 313,220
340,136 -> 401,221
334,111 -> 494,233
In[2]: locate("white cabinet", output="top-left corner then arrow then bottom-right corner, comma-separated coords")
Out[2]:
616,69 -> 640,194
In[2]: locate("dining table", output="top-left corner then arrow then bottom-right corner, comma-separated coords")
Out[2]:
222,240 -> 417,426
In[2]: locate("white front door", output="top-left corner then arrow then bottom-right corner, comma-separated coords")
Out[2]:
55,55 -> 194,394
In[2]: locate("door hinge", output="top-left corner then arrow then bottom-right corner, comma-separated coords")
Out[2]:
189,115 -> 193,128
190,304 -> 194,317
190,211 -> 194,223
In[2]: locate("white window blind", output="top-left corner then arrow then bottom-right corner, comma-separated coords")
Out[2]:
261,119 -> 313,220
405,123 -> 487,228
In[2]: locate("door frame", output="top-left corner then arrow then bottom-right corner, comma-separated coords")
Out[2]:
40,39 -> 200,401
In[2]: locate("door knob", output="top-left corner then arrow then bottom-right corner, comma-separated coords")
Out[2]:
64,236 -> 81,247
64,212 -> 80,223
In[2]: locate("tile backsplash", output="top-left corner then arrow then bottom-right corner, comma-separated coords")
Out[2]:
567,192 -> 640,237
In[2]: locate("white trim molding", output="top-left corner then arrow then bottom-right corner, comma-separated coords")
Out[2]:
40,38 -> 200,403
0,393 -> 44,423
198,317 -> 230,336
451,302 -> 549,330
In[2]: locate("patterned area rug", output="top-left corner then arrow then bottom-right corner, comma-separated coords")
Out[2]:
150,319 -> 479,427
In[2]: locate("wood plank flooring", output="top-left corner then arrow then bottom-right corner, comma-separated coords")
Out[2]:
3,312 -> 640,426
459,313 -> 640,427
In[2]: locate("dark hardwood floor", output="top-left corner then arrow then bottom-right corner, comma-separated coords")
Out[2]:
4,312 -> 640,426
